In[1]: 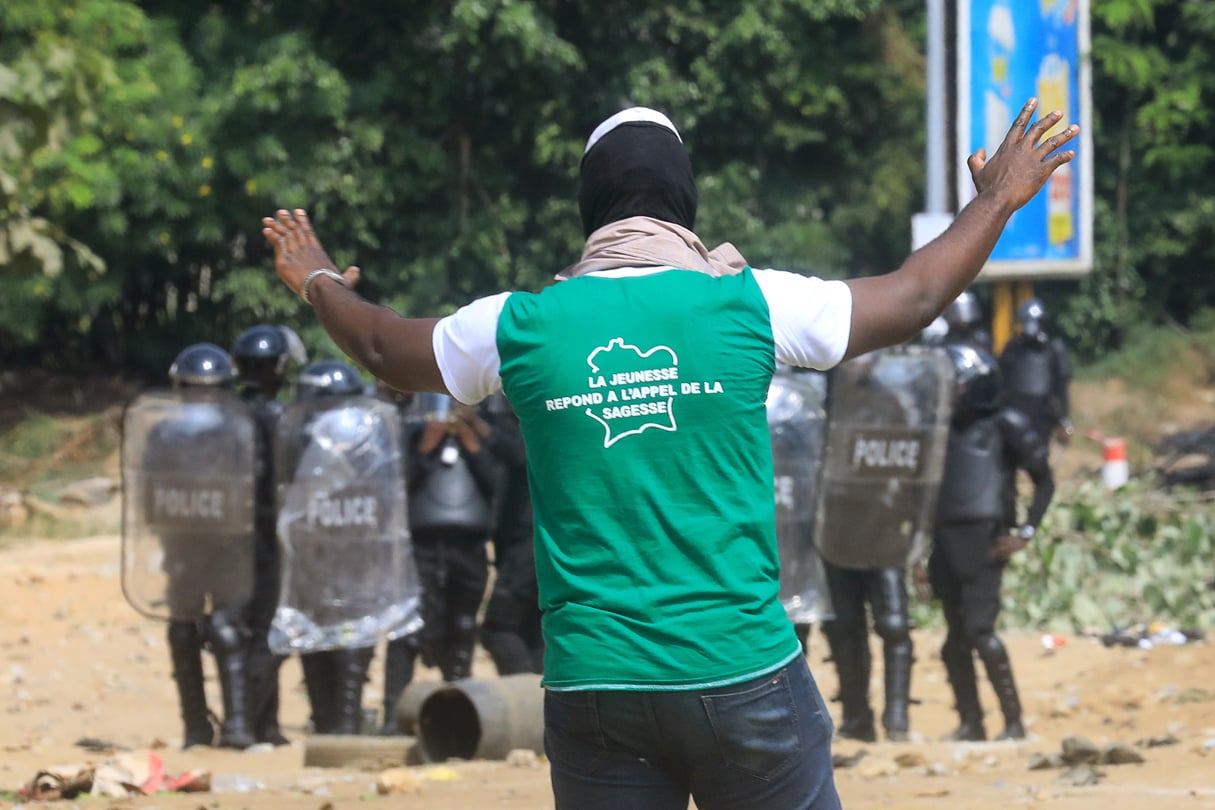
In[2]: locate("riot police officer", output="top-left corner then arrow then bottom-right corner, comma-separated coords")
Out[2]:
944,289 -> 993,353
231,325 -> 306,745
124,343 -> 257,749
379,394 -> 498,733
815,345 -> 953,743
931,343 -> 1055,741
999,298 -> 1074,446
405,393 -> 498,681
479,392 -> 544,676
277,360 -> 389,734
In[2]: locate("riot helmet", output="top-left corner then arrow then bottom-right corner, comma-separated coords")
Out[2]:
1016,298 -> 1048,342
232,325 -> 308,394
945,342 -> 1001,424
919,316 -> 950,346
943,290 -> 982,331
295,360 -> 365,400
168,343 -> 236,387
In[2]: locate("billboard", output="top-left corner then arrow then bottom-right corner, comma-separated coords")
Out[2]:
957,0 -> 1093,279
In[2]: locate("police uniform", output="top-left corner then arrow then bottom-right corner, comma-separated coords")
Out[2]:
480,393 -> 544,675
998,299 -> 1073,444
232,324 -> 306,745
239,390 -> 289,744
404,395 -> 497,681
931,343 -> 1055,741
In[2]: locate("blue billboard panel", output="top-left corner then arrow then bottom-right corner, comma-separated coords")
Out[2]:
958,0 -> 1092,278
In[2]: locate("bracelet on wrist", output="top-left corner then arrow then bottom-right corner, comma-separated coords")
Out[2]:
300,268 -> 346,303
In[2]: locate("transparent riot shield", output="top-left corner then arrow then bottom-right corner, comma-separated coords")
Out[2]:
767,369 -> 832,624
121,390 -> 256,621
272,396 -> 422,654
815,345 -> 952,569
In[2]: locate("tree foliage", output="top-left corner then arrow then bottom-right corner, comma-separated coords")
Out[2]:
1,0 -> 1211,373
1059,0 -> 1215,357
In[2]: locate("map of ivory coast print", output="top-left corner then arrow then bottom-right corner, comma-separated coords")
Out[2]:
584,338 -> 680,448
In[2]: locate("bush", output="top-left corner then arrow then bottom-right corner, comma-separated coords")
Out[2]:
912,479 -> 1215,635
1002,480 -> 1215,633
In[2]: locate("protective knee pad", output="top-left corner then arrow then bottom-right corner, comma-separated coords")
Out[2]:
973,633 -> 1006,661
452,610 -> 479,640
873,611 -> 911,646
207,610 -> 248,655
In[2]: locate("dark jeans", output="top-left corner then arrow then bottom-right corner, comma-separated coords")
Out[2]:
544,655 -> 841,810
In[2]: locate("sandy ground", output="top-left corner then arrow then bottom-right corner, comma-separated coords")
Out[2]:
1,533 -> 1213,810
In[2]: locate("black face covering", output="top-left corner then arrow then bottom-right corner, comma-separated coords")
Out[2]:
578,122 -> 698,237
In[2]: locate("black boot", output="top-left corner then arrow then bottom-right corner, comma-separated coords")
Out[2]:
246,557 -> 288,745
167,621 -> 214,748
443,611 -> 479,682
332,647 -> 374,735
881,640 -> 913,742
248,649 -> 289,745
941,635 -> 985,742
208,611 -> 255,750
381,637 -> 418,735
302,652 -> 338,734
822,620 -> 876,743
975,634 -> 1025,740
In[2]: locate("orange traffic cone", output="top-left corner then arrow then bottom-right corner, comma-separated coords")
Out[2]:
1102,437 -> 1129,490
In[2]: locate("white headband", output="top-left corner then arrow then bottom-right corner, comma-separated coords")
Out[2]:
584,107 -> 682,155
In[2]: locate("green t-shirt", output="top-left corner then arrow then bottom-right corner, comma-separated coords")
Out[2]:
433,266 -> 852,689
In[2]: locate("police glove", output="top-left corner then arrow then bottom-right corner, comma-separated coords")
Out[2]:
992,527 -> 1032,561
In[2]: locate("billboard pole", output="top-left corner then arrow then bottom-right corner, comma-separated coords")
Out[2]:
912,0 -> 954,252
926,0 -> 947,215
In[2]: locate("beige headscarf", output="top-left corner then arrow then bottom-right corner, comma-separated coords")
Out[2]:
558,216 -> 748,280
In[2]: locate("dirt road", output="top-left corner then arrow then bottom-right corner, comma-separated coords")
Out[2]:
1,534 -> 1213,809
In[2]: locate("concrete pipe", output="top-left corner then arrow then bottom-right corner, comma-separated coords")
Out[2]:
417,673 -> 544,761
392,680 -> 446,736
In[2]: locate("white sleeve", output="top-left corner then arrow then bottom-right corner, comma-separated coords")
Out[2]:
752,269 -> 853,370
431,292 -> 511,405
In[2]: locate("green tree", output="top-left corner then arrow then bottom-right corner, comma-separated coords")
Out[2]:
0,0 -> 214,370
5,0 -> 930,373
1060,0 -> 1215,357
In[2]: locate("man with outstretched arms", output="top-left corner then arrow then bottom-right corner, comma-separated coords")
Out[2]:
263,99 -> 1077,810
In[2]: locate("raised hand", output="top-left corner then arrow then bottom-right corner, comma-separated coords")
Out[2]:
261,209 -> 360,300
967,98 -> 1080,213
